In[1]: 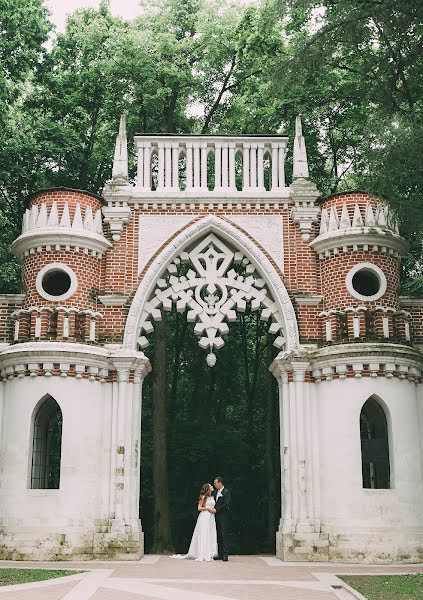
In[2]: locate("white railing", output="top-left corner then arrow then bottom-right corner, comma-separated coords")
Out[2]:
134,135 -> 288,197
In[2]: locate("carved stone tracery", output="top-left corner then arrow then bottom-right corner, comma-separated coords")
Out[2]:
136,232 -> 288,365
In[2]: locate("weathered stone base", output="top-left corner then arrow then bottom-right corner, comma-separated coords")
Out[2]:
276,531 -> 423,563
0,519 -> 143,561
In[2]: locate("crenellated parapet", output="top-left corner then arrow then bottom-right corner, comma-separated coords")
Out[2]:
12,190 -> 111,259
311,192 -> 406,259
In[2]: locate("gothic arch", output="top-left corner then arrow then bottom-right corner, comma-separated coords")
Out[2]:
360,395 -> 391,489
123,215 -> 299,362
29,394 -> 63,489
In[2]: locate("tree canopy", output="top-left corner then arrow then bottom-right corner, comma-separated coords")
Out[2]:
0,0 -> 421,293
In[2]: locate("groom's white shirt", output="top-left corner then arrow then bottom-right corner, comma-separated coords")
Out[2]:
216,486 -> 224,500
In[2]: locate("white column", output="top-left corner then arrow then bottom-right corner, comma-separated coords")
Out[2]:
115,367 -> 129,521
250,143 -> 257,188
200,142 -> 208,189
229,142 -> 236,191
35,315 -> 41,338
193,143 -> 201,190
89,319 -> 96,342
186,142 -> 193,189
221,142 -> 229,190
143,143 -> 151,189
0,376 -> 5,461
310,383 -> 321,531
157,143 -> 165,189
214,143 -> 222,190
99,373 -> 113,519
243,143 -> 250,189
164,143 -> 172,189
137,145 -> 144,188
353,316 -> 360,338
292,361 -> 312,532
278,144 -> 286,188
257,143 -> 265,190
130,371 -> 143,521
271,144 -> 278,190
63,315 -> 69,338
109,380 -> 119,518
14,319 -> 19,341
172,143 -> 179,189
288,377 -> 299,529
279,370 -> 293,533
304,381 -> 314,526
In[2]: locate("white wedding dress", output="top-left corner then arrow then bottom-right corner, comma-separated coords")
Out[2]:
172,497 -> 218,561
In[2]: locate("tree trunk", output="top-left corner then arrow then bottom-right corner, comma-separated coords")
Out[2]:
152,311 -> 174,553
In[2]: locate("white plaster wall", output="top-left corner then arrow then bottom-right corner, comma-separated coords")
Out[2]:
0,376 -> 112,528
317,377 -> 423,534
138,215 -> 193,273
138,214 -> 284,274
226,215 -> 283,271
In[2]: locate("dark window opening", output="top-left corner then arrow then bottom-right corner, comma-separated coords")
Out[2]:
360,397 -> 390,489
352,269 -> 380,297
31,396 -> 62,489
42,270 -> 71,296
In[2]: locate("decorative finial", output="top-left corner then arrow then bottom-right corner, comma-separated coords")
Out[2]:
206,352 -> 217,367
112,114 -> 128,182
292,115 -> 309,180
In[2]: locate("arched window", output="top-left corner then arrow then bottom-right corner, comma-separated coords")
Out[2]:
30,396 -> 62,489
360,397 -> 390,489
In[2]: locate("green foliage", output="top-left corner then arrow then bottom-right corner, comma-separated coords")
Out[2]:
0,569 -> 84,586
340,574 -> 423,600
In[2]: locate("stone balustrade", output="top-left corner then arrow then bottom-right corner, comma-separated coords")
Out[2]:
134,135 -> 289,197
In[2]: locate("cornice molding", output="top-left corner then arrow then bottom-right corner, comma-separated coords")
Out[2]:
310,227 -> 408,257
11,229 -> 112,258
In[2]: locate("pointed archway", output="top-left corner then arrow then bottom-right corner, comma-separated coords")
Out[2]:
124,215 -> 299,357
124,214 -> 299,555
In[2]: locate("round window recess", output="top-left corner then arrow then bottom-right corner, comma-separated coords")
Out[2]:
42,270 -> 71,297
346,263 -> 387,302
36,263 -> 78,302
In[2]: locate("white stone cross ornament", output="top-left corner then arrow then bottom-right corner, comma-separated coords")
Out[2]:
137,233 -> 286,365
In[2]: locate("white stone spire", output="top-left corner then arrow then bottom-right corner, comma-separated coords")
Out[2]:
112,114 -> 128,182
292,116 -> 309,180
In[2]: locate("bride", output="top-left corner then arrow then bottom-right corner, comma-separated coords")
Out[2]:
172,483 -> 218,561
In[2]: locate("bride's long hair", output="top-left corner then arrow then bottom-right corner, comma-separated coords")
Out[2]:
198,483 -> 212,507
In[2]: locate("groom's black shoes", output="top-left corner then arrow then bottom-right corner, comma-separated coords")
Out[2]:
223,556 -> 229,562
213,556 -> 223,560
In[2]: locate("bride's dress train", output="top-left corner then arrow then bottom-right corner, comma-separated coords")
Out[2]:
172,497 -> 218,561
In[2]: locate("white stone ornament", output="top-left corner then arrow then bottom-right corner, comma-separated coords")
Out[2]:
206,353 -> 217,367
136,233 -> 287,365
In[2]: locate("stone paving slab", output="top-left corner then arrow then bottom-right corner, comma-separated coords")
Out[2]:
1,556 -> 423,600
0,582 -> 76,599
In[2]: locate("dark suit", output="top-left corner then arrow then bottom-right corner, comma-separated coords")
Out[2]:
213,487 -> 231,559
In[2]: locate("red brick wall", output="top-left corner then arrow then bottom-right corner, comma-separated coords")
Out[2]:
401,302 -> 423,342
2,188 -> 419,347
28,189 -> 103,214
321,252 -> 400,311
320,191 -> 383,214
22,250 -> 102,310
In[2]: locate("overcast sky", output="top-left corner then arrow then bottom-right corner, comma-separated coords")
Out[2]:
46,0 -> 143,32
46,0 -> 257,32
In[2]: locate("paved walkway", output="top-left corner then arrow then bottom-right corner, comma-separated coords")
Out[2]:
1,556 -> 423,600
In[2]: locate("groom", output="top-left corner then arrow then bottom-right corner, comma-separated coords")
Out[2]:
213,476 -> 231,561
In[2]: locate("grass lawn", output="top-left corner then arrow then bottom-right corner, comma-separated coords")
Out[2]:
0,568 -> 83,586
340,574 -> 423,599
